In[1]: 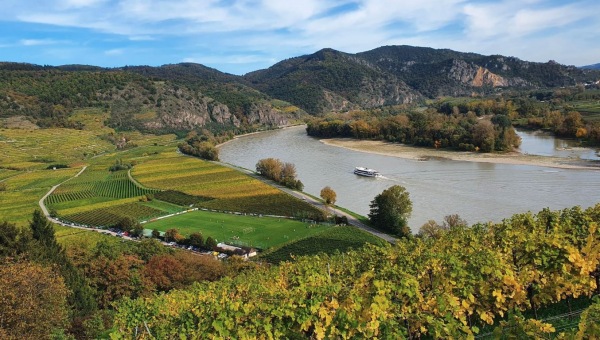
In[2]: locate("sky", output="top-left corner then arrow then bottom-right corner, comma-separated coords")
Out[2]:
0,0 -> 598,75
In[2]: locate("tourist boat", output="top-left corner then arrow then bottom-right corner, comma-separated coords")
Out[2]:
354,167 -> 382,178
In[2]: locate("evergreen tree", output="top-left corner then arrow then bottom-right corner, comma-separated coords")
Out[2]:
28,210 -> 98,317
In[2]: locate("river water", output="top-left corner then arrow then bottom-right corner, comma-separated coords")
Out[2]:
517,129 -> 600,160
219,126 -> 600,232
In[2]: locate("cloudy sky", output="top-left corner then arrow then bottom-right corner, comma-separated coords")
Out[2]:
1,0 -> 598,74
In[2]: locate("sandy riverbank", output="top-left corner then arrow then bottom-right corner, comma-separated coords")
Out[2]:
321,139 -> 600,170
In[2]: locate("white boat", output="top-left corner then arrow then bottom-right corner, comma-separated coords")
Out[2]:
354,167 -> 382,177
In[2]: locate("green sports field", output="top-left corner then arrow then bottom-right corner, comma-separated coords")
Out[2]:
143,209 -> 330,250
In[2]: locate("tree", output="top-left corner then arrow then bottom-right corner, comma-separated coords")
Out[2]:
116,217 -> 137,232
85,254 -> 151,309
0,260 -> 70,339
135,238 -> 170,262
164,228 -> 183,243
30,209 -> 59,249
187,232 -> 204,248
320,186 -> 337,206
195,141 -> 219,161
151,229 -> 161,239
442,214 -> 468,229
28,210 -> 97,317
368,185 -> 412,237
205,236 -> 217,250
0,221 -> 30,257
130,223 -> 144,238
256,158 -> 283,182
280,162 -> 298,187
418,220 -> 443,239
472,120 -> 496,152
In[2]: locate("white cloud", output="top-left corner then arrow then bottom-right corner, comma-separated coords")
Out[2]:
19,38 -> 62,46
2,0 -> 600,70
105,48 -> 124,56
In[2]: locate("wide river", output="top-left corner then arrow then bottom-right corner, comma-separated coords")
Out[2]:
219,126 -> 600,232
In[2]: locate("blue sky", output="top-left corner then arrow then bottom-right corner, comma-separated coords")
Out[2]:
1,0 -> 598,75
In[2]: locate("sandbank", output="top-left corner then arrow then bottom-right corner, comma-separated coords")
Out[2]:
321,139 -> 600,170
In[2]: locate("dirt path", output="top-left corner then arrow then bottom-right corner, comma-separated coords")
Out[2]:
38,165 -> 88,218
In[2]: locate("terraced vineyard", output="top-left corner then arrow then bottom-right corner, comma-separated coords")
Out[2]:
44,165 -> 163,226
132,153 -> 323,218
0,127 -> 115,170
153,190 -> 211,206
0,168 -> 81,225
46,168 -> 159,206
260,226 -> 388,263
62,202 -> 164,227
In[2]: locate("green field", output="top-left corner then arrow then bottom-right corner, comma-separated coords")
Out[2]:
144,209 -> 330,250
260,226 -> 388,263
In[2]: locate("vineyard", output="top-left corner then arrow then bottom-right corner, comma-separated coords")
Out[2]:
260,226 -> 388,264
0,127 -> 115,170
153,190 -> 211,206
112,204 -> 600,339
0,168 -> 81,226
62,202 -> 164,227
132,154 -> 323,217
46,168 -> 159,206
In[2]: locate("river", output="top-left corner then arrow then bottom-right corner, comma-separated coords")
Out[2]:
219,126 -> 600,232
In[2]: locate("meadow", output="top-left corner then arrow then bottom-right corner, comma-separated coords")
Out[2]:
143,209 -> 330,250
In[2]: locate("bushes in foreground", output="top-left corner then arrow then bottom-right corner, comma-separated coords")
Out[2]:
112,204 -> 600,338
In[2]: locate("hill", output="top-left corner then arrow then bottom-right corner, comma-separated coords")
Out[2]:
247,45 -> 600,114
581,63 -> 600,70
245,48 -> 420,114
0,63 -> 304,134
2,45 -> 599,125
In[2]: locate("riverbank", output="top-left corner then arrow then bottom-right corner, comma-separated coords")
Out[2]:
321,139 -> 600,170
216,124 -> 305,148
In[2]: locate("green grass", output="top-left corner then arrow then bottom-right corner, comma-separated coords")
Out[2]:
143,209 -> 330,250
259,226 -> 388,264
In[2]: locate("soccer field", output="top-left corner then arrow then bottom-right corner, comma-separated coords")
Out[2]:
144,209 -> 330,250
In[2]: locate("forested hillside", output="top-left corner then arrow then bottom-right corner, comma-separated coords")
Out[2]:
2,45 -> 599,128
247,46 -> 600,114
0,63 -> 303,134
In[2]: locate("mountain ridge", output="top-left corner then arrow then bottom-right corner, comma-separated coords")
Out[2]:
1,45 -> 599,129
581,63 -> 600,70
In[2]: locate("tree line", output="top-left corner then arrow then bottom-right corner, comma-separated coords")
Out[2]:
307,108 -> 521,152
255,158 -> 304,190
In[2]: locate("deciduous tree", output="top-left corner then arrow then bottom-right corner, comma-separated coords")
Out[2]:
320,186 -> 337,206
369,185 -> 412,237
0,260 -> 70,339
